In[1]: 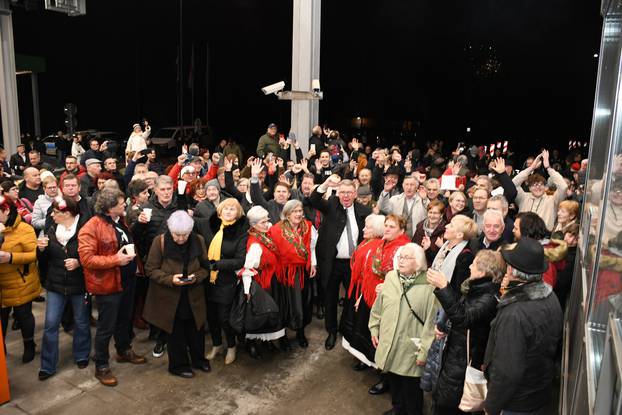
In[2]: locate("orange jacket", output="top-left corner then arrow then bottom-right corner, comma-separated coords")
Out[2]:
0,217 -> 40,307
78,215 -> 124,295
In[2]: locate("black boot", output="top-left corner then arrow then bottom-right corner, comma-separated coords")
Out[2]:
23,340 -> 36,364
247,340 -> 262,359
279,335 -> 291,352
297,330 -> 309,348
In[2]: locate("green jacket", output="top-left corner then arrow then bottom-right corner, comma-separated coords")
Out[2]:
369,270 -> 438,377
256,134 -> 280,158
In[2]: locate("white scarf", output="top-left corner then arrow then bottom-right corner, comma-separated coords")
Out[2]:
56,215 -> 80,247
431,240 -> 468,283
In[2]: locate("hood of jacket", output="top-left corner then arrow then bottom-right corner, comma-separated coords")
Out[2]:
498,280 -> 552,308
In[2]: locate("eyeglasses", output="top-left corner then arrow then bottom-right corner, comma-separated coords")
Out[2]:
338,191 -> 355,196
397,256 -> 415,261
529,182 -> 545,188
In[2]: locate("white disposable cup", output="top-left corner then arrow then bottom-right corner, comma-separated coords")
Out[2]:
178,180 -> 187,195
142,208 -> 152,221
123,244 -> 135,256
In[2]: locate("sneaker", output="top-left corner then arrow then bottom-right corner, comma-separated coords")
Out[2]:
152,341 -> 166,358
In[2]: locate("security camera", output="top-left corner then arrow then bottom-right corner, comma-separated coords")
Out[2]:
261,81 -> 286,95
312,79 -> 321,93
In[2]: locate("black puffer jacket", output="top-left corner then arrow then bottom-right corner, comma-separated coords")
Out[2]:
38,217 -> 88,296
432,277 -> 500,410
132,196 -> 179,261
194,213 -> 248,304
483,281 -> 563,415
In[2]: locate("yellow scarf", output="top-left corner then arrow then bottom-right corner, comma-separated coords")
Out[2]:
208,219 -> 235,283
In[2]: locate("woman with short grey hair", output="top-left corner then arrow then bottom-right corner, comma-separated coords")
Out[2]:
341,214 -> 385,368
143,210 -> 211,378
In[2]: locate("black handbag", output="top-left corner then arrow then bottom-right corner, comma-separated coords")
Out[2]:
229,281 -> 281,334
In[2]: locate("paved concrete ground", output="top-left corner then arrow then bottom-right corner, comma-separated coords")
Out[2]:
0,300 -> 392,415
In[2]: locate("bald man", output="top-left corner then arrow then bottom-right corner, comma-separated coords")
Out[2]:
18,167 -> 43,204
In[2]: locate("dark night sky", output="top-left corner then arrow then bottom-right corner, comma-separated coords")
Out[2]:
11,0 -> 602,154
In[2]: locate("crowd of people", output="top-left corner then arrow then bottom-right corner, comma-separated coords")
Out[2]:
0,121 -> 588,415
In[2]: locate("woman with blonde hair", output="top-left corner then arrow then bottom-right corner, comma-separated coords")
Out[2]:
194,198 -> 248,365
552,199 -> 580,240
427,249 -> 504,414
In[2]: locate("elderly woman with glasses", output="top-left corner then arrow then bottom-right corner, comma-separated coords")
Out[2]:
270,199 -> 317,349
38,197 -> 90,380
369,242 -> 438,415
31,176 -> 59,231
144,210 -> 211,378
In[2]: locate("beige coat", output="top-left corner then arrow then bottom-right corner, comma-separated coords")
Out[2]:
377,192 -> 426,232
369,270 -> 438,377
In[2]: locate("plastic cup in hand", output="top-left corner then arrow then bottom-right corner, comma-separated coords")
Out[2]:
123,244 -> 135,256
178,181 -> 187,195
142,208 -> 152,221
38,233 -> 49,247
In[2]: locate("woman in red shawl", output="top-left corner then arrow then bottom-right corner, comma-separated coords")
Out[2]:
341,214 -> 386,366
269,199 -> 317,350
238,206 -> 285,359
346,215 -> 410,370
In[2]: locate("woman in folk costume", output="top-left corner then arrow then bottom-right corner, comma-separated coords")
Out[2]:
342,214 -> 410,367
341,214 -> 386,363
194,198 -> 248,366
269,199 -> 317,350
238,206 -> 285,359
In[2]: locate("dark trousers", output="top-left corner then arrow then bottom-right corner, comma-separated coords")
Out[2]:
94,278 -> 136,369
207,300 -> 236,348
433,405 -> 467,415
388,372 -> 423,415
167,316 -> 206,372
1,302 -> 35,342
325,258 -> 351,333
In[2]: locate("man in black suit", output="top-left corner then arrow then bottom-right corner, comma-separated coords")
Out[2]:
310,175 -> 371,350
10,144 -> 27,176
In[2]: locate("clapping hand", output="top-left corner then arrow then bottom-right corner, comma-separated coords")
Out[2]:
250,158 -> 264,178
541,149 -> 550,169
224,157 -> 233,172
451,161 -> 462,176
384,176 -> 397,192
426,268 -> 448,289
490,157 -> 505,175
351,138 -> 361,151
323,174 -> 342,188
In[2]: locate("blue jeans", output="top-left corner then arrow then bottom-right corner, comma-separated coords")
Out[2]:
40,291 -> 91,374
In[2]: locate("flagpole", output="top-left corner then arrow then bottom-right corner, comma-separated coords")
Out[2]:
190,43 -> 195,123
205,42 -> 209,126
178,0 -> 184,131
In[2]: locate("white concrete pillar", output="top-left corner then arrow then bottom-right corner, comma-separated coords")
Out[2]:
0,0 -> 20,153
290,0 -> 321,159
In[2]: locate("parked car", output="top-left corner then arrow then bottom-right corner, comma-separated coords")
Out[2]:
42,130 -> 126,158
150,125 -> 211,152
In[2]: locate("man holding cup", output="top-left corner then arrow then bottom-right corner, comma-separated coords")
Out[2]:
78,188 -> 146,387
132,175 -> 179,357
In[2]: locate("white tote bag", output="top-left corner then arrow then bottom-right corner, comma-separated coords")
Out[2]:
458,330 -> 488,412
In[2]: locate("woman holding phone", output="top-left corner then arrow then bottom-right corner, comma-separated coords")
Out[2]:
144,210 -> 211,378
